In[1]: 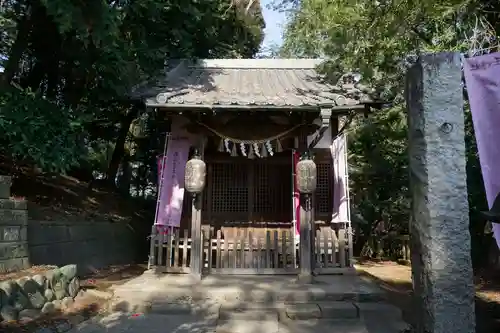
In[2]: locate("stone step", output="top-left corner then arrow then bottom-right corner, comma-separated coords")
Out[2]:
218,304 -> 280,321
216,319 -> 369,333
357,302 -> 403,321
280,302 -> 359,321
216,319 -> 280,333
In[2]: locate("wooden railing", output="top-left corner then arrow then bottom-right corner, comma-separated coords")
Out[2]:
149,224 -> 354,275
148,226 -> 192,273
314,227 -> 351,274
202,227 -> 298,275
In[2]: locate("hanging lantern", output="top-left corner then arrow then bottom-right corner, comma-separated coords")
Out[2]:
296,152 -> 317,194
184,150 -> 206,194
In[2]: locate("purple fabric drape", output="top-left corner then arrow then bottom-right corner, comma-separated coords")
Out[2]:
293,150 -> 300,236
155,119 -> 192,227
331,133 -> 349,223
464,53 -> 500,248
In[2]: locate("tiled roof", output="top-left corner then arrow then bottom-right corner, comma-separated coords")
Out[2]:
134,59 -> 374,109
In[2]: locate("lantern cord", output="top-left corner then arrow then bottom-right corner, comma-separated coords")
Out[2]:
194,120 -> 304,144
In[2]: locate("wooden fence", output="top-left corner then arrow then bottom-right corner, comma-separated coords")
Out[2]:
149,226 -> 192,273
149,225 -> 353,275
202,227 -> 298,275
314,227 -> 352,274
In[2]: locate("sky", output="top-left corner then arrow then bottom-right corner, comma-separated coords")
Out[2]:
260,0 -> 287,54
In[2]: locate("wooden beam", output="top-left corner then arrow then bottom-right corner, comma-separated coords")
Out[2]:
307,108 -> 332,150
190,139 -> 206,280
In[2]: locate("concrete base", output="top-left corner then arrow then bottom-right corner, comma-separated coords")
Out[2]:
100,272 -> 408,333
110,273 -> 386,307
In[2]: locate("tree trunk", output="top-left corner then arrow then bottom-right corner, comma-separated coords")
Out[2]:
1,15 -> 31,88
105,108 -> 137,185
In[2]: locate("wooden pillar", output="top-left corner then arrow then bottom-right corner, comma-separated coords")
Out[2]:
190,193 -> 202,280
190,138 -> 206,280
299,193 -> 313,283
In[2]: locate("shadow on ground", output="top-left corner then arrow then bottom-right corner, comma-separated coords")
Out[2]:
63,270 -> 406,333
358,266 -> 500,333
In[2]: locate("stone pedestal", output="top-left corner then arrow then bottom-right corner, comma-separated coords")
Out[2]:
406,52 -> 475,333
0,176 -> 30,272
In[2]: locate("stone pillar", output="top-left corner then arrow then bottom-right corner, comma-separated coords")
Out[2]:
0,176 -> 30,272
406,52 -> 475,333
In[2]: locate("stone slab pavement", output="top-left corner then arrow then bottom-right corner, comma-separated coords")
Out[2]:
68,307 -> 407,333
66,272 -> 408,333
108,272 -> 386,310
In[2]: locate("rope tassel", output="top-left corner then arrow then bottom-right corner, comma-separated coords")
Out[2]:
218,139 -> 225,152
231,143 -> 238,157
240,143 -> 247,156
248,145 -> 255,159
253,143 -> 261,158
261,143 -> 268,157
276,139 -> 283,152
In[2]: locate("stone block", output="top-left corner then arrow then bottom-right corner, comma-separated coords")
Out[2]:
1,225 -> 22,242
0,304 -> 18,321
68,225 -> 91,242
41,301 -> 57,314
28,245 -> 49,264
0,209 -> 27,225
218,304 -> 278,321
0,176 -> 12,199
283,303 -> 321,320
29,224 -> 70,244
318,302 -> 359,319
0,199 -> 27,210
0,242 -> 29,259
216,319 -> 279,333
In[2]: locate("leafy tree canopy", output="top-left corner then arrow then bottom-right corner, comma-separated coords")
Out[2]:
276,0 -> 497,263
0,0 -> 264,172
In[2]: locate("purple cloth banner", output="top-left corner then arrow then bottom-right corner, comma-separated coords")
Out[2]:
331,133 -> 349,223
464,53 -> 500,248
155,121 -> 192,227
293,151 -> 300,236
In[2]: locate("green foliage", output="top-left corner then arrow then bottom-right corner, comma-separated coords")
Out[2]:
348,107 -> 409,238
0,0 -> 264,174
0,86 -> 85,172
278,0 -> 498,263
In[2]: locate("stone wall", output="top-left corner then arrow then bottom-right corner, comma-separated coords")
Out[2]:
28,220 -> 135,275
0,176 -> 136,275
0,265 -> 81,321
0,176 -> 30,273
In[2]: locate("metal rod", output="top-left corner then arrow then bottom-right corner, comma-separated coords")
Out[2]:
291,148 -> 297,267
149,132 -> 170,269
153,132 -> 171,228
343,132 -> 354,267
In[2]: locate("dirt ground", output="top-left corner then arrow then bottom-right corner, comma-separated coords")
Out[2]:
356,260 -> 500,332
